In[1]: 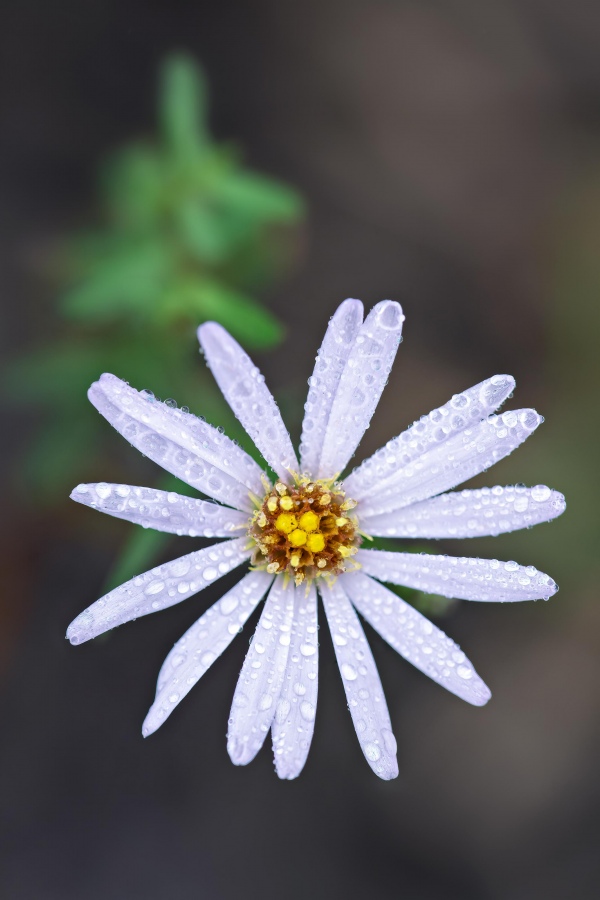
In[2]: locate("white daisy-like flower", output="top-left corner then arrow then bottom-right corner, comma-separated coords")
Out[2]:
68,299 -> 565,780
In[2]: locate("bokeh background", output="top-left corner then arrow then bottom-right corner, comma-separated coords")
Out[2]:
1,1 -> 599,898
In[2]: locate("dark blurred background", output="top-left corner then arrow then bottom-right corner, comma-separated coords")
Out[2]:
1,1 -> 599,898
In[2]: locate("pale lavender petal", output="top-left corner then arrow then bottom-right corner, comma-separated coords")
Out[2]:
341,572 -> 490,706
271,583 -> 319,780
320,580 -> 398,780
198,323 -> 298,481
317,300 -> 405,479
358,548 -> 557,602
300,299 -> 364,476
362,485 -> 566,539
357,408 -> 542,519
71,483 -> 249,537
227,579 -> 295,766
142,571 -> 273,736
89,374 -> 264,512
67,538 -> 250,644
344,374 -> 515,499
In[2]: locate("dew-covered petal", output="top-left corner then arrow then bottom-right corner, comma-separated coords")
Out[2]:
198,323 -> 298,481
356,408 -> 542,519
89,374 -> 264,512
271,583 -> 319,780
227,579 -> 295,766
341,572 -> 490,705
142,571 -> 273,736
317,300 -> 404,479
71,483 -> 249,537
300,299 -> 364,477
362,485 -> 566,539
357,548 -> 557,602
320,580 -> 398,780
67,538 -> 250,644
345,374 -> 515,500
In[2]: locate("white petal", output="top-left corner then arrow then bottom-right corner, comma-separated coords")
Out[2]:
300,299 -> 364,476
142,571 -> 273,736
227,578 -> 295,766
89,374 -> 264,512
362,485 -> 566,539
198,323 -> 298,481
356,408 -> 542,519
320,580 -> 398,780
318,301 -> 404,479
345,374 -> 515,499
341,572 -> 490,706
67,538 -> 250,644
357,548 -> 558,602
71,483 -> 249,537
271,583 -> 319,780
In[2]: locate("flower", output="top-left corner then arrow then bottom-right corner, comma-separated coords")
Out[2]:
68,299 -> 565,780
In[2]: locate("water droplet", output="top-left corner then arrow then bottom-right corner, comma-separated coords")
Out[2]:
341,663 -> 357,681
145,580 -> 164,595
531,484 -> 551,502
300,701 -> 316,722
363,742 -> 381,761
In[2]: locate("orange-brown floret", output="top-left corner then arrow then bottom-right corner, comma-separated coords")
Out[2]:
248,477 -> 360,585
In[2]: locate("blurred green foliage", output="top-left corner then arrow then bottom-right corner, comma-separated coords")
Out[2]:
7,53 -> 304,503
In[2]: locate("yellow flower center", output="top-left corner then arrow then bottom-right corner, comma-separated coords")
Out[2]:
248,476 -> 360,585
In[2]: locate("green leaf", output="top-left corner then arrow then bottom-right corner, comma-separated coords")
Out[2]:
159,278 -> 284,348
101,146 -> 164,227
175,197 -> 231,263
159,54 -> 209,159
60,240 -> 173,322
215,171 -> 304,222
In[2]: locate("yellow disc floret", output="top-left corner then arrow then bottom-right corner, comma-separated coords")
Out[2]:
275,512 -> 297,534
248,475 -> 361,585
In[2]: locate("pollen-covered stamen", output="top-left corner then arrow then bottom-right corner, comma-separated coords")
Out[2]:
248,477 -> 361,585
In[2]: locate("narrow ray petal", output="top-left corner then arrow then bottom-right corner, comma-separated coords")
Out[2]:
345,374 -> 515,499
342,572 -> 490,705
358,548 -> 557,602
320,580 -> 398,780
357,408 -> 542,519
317,300 -> 404,479
71,483 -> 249,537
89,374 -> 264,512
198,323 -> 298,481
227,579 -> 295,766
362,485 -> 566,539
300,299 -> 364,476
67,538 -> 250,644
143,571 -> 273,736
271,583 -> 319,780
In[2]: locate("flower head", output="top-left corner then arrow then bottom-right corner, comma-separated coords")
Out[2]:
68,299 -> 565,780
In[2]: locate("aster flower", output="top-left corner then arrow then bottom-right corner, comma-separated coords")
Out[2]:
68,299 -> 565,780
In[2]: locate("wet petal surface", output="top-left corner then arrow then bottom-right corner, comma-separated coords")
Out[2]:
143,571 -> 273,736
358,548 -> 558,602
271,583 -> 319,780
67,538 -> 250,643
318,300 -> 404,479
227,579 -> 295,766
300,299 -> 364,477
342,572 -> 490,705
71,482 -> 248,537
89,374 -> 263,511
199,322 -> 298,481
320,580 -> 398,780
362,485 -> 566,538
